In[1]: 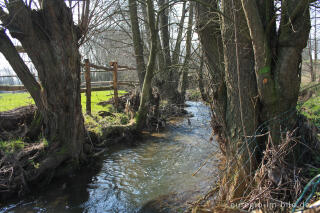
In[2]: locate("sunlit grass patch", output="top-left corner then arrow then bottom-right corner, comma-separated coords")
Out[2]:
299,87 -> 320,129
81,90 -> 127,115
0,139 -> 25,154
84,112 -> 130,135
0,90 -> 126,113
300,95 -> 320,129
0,92 -> 34,112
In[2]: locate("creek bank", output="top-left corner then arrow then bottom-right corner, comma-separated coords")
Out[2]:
0,101 -> 216,212
0,93 -> 195,202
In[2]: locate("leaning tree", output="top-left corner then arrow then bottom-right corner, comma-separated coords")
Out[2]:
0,0 -> 89,182
196,0 -> 314,200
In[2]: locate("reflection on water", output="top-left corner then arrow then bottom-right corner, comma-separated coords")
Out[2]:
0,102 -> 218,213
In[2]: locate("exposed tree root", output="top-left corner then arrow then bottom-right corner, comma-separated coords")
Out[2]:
0,142 -> 46,200
0,105 -> 40,141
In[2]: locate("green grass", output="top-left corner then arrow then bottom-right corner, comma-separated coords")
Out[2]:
299,87 -> 320,129
0,91 -> 129,139
0,90 -> 126,113
300,95 -> 320,129
0,139 -> 25,154
0,92 -> 34,112
81,90 -> 126,115
84,112 -> 130,136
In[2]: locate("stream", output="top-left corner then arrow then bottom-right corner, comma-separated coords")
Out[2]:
0,101 -> 218,213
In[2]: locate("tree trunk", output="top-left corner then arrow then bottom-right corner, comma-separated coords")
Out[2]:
158,0 -> 179,103
308,38 -> 316,82
197,0 -> 311,202
179,2 -> 194,102
172,2 -> 187,67
197,52 -> 209,103
141,1 -> 151,54
136,0 -> 157,129
128,0 -> 146,86
196,0 -> 227,137
219,0 -> 259,199
0,0 -> 86,166
314,8 -> 319,83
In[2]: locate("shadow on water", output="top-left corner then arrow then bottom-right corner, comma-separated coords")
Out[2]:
0,102 -> 219,213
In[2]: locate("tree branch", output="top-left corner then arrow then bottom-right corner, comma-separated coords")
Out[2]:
0,30 -> 40,102
290,0 -> 313,23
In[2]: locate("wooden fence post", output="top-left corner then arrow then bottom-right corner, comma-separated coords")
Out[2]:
84,59 -> 91,115
110,61 -> 118,109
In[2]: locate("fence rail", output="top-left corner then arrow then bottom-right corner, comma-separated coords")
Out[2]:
0,85 -> 26,91
0,60 -> 138,115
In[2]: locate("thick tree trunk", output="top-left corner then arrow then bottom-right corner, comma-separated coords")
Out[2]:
0,0 -> 86,164
241,0 -> 310,141
219,0 -> 259,199
197,0 -> 311,202
196,0 -> 227,137
128,0 -> 146,86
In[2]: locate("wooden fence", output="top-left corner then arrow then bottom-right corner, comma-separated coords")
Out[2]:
0,59 -> 139,115
82,60 -> 138,115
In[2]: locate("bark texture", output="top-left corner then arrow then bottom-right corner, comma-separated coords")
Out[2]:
128,0 -> 146,86
197,0 -> 311,201
0,0 -> 86,172
136,0 -> 157,129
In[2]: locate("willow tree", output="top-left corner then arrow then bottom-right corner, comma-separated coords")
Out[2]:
197,0 -> 312,200
0,0 -> 89,179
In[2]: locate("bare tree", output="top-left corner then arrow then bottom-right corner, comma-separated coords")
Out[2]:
0,0 -> 90,187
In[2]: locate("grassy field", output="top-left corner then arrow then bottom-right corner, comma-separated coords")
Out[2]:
0,90 -> 126,114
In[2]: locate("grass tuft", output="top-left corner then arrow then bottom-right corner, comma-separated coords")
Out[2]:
299,88 -> 320,129
0,139 -> 25,154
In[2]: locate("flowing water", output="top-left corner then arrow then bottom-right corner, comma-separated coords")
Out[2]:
0,102 -> 218,213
